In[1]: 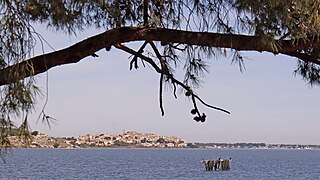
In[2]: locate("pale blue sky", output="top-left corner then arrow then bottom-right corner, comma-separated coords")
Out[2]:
26,26 -> 320,145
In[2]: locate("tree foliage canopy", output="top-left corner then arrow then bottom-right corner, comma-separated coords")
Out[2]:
1,0 -> 320,148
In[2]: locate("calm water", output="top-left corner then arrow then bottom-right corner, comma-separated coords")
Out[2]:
1,148 -> 320,179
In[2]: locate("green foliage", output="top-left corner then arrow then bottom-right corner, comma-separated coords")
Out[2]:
295,61 -> 320,85
224,1 -> 320,59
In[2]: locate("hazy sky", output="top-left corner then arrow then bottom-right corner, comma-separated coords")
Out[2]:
25,26 -> 320,145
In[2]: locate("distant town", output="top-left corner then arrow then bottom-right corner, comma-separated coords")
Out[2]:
7,131 -> 187,149
6,131 -> 320,150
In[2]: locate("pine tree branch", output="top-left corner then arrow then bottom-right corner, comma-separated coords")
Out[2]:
1,26 -> 320,86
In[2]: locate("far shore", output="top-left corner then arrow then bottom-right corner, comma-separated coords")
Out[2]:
5,130 -> 320,150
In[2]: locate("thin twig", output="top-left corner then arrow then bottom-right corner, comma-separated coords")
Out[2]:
194,94 -> 231,114
172,82 -> 177,99
130,41 -> 148,70
159,73 -> 165,116
149,41 -> 169,73
170,75 -> 230,114
191,95 -> 201,116
114,44 -> 162,73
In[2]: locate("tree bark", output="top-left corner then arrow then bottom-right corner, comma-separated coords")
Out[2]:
0,26 -> 319,86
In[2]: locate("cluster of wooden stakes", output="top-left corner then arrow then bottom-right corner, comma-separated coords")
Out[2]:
201,158 -> 231,171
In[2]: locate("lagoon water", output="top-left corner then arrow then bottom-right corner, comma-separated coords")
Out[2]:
1,148 -> 320,179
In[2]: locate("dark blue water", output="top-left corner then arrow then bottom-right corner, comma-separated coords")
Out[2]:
1,148 -> 320,179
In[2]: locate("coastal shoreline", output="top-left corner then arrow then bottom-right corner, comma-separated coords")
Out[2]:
4,131 -> 320,150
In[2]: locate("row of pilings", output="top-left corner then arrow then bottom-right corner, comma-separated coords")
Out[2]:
201,158 -> 231,171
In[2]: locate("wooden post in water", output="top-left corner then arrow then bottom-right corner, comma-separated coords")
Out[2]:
202,158 -> 231,171
201,160 -> 214,171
